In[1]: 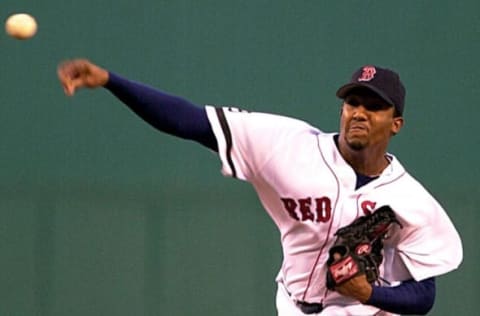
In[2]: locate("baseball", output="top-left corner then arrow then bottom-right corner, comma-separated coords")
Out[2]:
5,13 -> 38,40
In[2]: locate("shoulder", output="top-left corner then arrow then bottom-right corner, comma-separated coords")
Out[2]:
205,105 -> 322,138
376,158 -> 446,225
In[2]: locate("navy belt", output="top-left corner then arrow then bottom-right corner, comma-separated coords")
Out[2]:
282,282 -> 323,314
296,301 -> 324,314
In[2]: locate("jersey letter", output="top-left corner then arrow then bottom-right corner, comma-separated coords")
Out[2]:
298,198 -> 315,221
281,198 -> 300,221
315,197 -> 332,222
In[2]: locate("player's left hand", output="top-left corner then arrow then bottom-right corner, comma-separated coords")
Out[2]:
334,274 -> 372,303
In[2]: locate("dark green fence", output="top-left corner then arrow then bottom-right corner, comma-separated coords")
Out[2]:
1,1 -> 478,315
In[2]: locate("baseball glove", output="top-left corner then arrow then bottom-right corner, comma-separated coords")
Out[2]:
326,205 -> 402,290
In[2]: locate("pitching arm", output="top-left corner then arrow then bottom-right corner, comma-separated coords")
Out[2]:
105,72 -> 217,151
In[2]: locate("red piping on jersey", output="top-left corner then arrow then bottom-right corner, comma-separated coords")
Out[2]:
356,194 -> 363,217
301,137 -> 341,302
373,172 -> 407,190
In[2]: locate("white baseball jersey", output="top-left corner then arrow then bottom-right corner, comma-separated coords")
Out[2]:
205,106 -> 463,315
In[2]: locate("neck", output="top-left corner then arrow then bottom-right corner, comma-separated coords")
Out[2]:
336,136 -> 389,176
345,152 -> 389,176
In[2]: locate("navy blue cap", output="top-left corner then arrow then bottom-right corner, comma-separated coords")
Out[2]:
336,65 -> 406,115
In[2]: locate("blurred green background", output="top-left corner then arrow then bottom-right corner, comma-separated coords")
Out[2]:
1,1 -> 478,315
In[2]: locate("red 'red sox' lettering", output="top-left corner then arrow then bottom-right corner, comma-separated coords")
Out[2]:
281,197 -> 332,222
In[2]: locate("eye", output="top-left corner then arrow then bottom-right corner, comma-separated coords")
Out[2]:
364,102 -> 391,112
345,96 -> 360,106
364,103 -> 383,111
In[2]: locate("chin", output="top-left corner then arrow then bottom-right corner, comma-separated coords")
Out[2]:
347,139 -> 367,151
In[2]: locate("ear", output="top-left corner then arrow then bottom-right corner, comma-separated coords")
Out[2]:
391,117 -> 404,135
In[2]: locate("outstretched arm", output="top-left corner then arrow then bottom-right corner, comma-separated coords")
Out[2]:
57,59 -> 217,150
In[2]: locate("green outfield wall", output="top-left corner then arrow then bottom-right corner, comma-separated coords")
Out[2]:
1,1 -> 478,315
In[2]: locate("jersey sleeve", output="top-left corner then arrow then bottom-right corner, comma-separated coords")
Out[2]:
205,105 -> 317,181
389,186 -> 463,281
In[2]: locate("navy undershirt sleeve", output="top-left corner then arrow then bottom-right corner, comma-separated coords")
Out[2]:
104,72 -> 217,151
367,277 -> 436,315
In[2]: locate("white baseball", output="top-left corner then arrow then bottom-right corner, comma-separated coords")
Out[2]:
5,13 -> 38,40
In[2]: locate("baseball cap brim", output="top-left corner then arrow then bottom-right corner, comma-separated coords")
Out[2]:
336,83 -> 395,107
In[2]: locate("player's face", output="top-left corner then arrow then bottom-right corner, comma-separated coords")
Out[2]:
339,90 -> 404,151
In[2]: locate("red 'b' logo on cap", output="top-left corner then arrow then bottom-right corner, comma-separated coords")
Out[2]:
358,66 -> 376,82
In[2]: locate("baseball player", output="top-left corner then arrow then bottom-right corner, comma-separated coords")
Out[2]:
57,59 -> 463,315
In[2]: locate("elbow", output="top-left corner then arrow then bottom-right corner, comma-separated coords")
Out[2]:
417,304 -> 433,315
416,280 -> 436,315
418,297 -> 434,315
